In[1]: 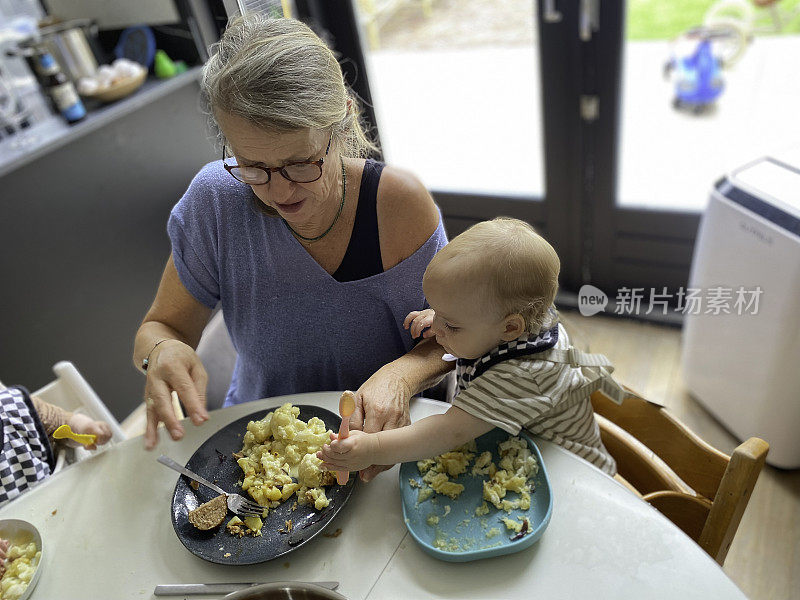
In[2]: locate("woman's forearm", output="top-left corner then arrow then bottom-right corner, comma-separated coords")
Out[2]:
384,338 -> 454,397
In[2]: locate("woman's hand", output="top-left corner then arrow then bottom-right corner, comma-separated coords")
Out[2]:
143,339 -> 209,450
317,430 -> 378,473
349,366 -> 412,482
404,309 -> 436,340
66,413 -> 113,451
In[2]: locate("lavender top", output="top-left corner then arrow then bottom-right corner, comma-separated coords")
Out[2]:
167,161 -> 448,407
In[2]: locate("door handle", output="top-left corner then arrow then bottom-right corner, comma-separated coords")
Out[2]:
543,0 -> 562,23
580,0 -> 600,41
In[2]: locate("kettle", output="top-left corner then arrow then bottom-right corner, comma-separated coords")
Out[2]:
38,18 -> 99,83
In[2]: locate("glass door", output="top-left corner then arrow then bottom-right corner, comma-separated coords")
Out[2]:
353,0 -> 544,197
295,0 -> 587,288
589,0 -> 800,306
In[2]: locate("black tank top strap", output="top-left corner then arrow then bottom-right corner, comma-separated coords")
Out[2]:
333,159 -> 385,282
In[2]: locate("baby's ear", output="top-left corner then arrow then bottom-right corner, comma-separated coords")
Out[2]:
501,314 -> 526,341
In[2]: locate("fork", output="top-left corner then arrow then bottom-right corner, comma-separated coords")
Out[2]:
157,455 -> 264,518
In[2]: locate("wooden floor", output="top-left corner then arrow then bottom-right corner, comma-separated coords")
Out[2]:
560,310 -> 800,600
122,311 -> 798,598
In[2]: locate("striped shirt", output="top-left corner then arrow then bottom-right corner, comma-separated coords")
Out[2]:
452,323 -> 617,476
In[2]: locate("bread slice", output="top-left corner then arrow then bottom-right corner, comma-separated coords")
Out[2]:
188,494 -> 227,530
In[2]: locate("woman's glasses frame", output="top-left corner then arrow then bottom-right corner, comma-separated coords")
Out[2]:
222,130 -> 334,185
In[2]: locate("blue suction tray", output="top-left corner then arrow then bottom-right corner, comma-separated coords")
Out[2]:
399,429 -> 552,562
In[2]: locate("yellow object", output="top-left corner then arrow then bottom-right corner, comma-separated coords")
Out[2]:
236,403 -> 333,519
339,390 -> 356,418
52,424 -> 96,446
0,542 -> 40,600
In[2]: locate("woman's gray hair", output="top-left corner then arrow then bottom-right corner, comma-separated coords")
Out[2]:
201,14 -> 378,158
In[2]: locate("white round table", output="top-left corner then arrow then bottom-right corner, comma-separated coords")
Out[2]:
0,392 -> 747,599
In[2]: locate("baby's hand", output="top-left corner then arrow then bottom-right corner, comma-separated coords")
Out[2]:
403,309 -> 436,339
0,538 -> 9,577
316,430 -> 378,474
66,413 -> 113,451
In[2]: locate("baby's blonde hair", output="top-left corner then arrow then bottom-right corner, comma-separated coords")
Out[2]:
426,218 -> 560,332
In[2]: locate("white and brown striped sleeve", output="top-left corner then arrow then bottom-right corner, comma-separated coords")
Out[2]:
451,365 -> 557,435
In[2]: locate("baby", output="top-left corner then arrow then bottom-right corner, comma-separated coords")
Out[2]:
318,218 -> 618,477
0,385 -> 111,507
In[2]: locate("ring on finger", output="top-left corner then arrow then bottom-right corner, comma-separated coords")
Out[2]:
145,397 -> 155,409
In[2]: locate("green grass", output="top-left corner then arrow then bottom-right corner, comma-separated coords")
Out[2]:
626,0 -> 800,40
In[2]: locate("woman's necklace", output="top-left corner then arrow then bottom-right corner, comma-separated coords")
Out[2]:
283,160 -> 346,243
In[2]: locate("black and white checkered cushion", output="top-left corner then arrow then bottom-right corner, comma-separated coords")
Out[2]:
0,386 -> 54,506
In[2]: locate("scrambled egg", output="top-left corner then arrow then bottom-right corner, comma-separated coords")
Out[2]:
417,487 -> 434,503
412,435 -> 540,551
416,441 -> 475,500
414,437 -> 537,513
501,517 -> 525,533
474,501 -> 490,516
235,403 -> 335,528
481,437 -> 538,513
0,542 -> 40,600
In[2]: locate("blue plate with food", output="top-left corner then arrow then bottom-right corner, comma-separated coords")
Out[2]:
399,428 -> 552,562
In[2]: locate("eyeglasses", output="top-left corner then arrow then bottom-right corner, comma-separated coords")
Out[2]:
222,130 -> 333,185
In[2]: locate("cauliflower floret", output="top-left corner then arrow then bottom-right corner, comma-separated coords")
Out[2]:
475,501 -> 490,516
299,486 -> 330,510
437,450 -> 474,477
235,403 -> 335,521
417,458 -> 435,475
297,453 -> 326,488
471,451 -> 494,476
426,472 -> 464,499
501,517 -> 525,532
483,479 -> 508,507
243,515 -> 264,536
417,487 -> 434,503
0,542 -> 40,600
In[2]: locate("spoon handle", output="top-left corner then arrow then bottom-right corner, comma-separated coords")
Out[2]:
335,417 -> 351,484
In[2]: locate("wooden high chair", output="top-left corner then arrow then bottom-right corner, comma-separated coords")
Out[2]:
591,389 -> 768,566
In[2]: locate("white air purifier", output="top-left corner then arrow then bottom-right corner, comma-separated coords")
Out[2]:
682,150 -> 800,468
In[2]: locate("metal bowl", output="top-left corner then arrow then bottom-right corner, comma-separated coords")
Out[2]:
224,582 -> 348,600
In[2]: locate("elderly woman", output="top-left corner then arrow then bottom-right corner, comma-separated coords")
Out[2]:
132,15 -> 449,479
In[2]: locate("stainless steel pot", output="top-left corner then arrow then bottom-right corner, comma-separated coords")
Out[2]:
39,19 -> 98,82
224,582 -> 348,600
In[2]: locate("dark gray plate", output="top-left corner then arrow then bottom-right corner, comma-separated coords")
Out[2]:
169,405 -> 356,565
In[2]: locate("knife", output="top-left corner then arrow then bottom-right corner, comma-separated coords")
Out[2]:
154,581 -> 339,596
